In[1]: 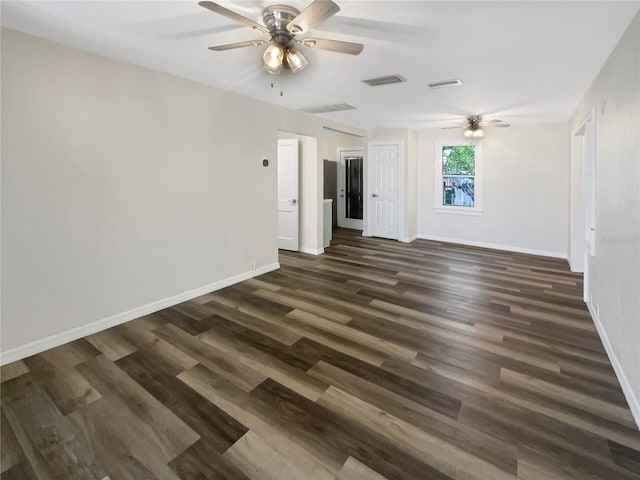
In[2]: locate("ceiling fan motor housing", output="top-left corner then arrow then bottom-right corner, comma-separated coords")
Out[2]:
467,115 -> 482,127
263,5 -> 300,46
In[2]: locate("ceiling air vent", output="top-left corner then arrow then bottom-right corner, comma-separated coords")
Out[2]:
361,74 -> 406,86
428,78 -> 463,89
299,103 -> 356,114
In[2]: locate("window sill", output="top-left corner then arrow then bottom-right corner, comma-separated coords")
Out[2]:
434,207 -> 484,216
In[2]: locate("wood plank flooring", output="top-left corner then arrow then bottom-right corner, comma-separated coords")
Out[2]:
2,228 -> 639,479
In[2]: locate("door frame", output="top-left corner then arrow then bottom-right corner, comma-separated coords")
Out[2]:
337,148 -> 365,230
570,108 -> 597,302
569,124 -> 586,272
366,140 -> 404,240
582,109 -> 597,304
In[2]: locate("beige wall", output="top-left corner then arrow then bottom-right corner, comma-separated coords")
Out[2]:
322,133 -> 364,161
416,123 -> 570,256
0,28 -> 364,356
569,11 -> 640,425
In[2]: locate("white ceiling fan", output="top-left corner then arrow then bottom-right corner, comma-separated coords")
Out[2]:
199,0 -> 364,74
443,115 -> 511,138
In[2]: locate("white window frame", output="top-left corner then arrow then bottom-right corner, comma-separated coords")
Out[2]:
434,140 -> 483,216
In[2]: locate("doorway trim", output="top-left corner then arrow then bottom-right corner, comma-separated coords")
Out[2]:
570,108 -> 597,302
569,122 -> 586,272
337,148 -> 365,230
582,109 -> 597,304
278,130 -> 322,255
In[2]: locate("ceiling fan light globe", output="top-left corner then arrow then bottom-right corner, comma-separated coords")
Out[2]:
286,48 -> 309,73
463,127 -> 473,138
472,128 -> 485,138
263,61 -> 282,75
263,43 -> 284,69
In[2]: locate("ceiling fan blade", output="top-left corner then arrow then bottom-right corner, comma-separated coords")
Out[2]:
493,124 -> 511,128
297,37 -> 364,55
317,16 -> 434,48
198,1 -> 269,34
287,0 -> 340,34
441,126 -> 463,130
208,39 -> 266,51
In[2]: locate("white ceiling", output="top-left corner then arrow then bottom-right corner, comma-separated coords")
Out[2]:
2,1 -> 638,130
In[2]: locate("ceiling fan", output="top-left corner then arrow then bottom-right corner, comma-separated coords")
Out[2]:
443,115 -> 511,138
199,0 -> 364,74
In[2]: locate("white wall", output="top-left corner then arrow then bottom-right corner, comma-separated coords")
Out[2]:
278,131 -> 320,254
0,28 -> 365,359
570,11 -> 640,426
417,124 -> 570,257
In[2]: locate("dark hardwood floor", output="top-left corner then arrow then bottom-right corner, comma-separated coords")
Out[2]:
2,228 -> 639,479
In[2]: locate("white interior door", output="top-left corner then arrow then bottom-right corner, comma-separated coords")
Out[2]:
337,149 -> 364,230
277,139 -> 299,251
369,143 -> 400,239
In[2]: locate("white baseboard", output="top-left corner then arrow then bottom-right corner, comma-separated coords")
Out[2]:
299,246 -> 324,255
587,301 -> 640,429
417,234 -> 567,259
0,262 -> 280,366
400,235 -> 418,244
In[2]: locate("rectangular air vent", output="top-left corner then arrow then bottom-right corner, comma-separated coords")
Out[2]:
299,103 -> 356,114
361,74 -> 406,86
428,78 -> 463,89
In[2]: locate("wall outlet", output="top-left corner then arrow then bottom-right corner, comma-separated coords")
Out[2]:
595,303 -> 600,320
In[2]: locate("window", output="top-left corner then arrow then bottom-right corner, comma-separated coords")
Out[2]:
435,141 -> 483,215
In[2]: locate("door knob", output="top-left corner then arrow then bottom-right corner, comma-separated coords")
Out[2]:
372,194 -> 379,197
339,194 -> 344,197
289,199 -> 297,205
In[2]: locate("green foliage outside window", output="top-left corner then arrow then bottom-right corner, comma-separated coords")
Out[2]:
442,145 -> 475,175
